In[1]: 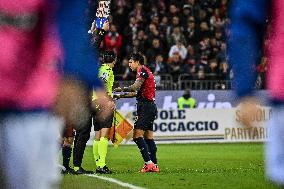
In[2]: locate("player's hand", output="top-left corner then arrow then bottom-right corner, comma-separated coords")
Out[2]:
113,87 -> 122,92
113,94 -> 121,100
89,20 -> 97,34
102,21 -> 110,31
237,96 -> 260,128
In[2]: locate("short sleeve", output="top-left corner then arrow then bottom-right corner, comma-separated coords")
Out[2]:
137,68 -> 149,80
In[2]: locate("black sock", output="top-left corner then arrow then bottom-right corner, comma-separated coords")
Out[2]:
133,137 -> 151,162
62,146 -> 72,169
145,139 -> 157,164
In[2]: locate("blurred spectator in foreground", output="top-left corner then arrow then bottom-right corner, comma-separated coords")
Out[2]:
0,1 -> 113,189
229,0 -> 284,186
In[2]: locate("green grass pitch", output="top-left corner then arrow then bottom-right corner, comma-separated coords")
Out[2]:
60,143 -> 282,189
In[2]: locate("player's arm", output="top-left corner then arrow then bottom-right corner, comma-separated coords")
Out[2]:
228,0 -> 268,98
92,21 -> 109,49
113,78 -> 144,93
113,92 -> 137,100
124,78 -> 145,92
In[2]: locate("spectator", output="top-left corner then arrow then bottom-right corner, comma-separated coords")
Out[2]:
184,18 -> 199,46
210,8 -> 225,30
198,37 -> 211,65
196,9 -> 209,24
104,24 -> 123,55
169,40 -> 187,60
146,38 -> 164,63
167,52 -> 183,81
219,61 -> 230,80
192,63 -> 207,80
209,37 -> 220,59
122,58 -> 136,80
216,42 -> 227,63
167,4 -> 180,18
159,16 -> 169,36
167,26 -> 187,47
147,23 -> 161,44
183,0 -> 200,18
106,0 -> 232,83
149,54 -> 168,87
136,29 -> 148,51
112,5 -> 128,34
127,39 -> 141,54
184,45 -> 198,73
214,29 -> 224,43
207,59 -> 219,80
180,4 -> 193,27
123,16 -> 139,46
166,16 -> 180,38
150,15 -> 160,27
149,54 -> 168,75
199,21 -> 211,40
130,2 -> 144,24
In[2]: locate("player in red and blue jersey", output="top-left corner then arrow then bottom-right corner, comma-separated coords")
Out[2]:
229,0 -> 284,185
114,53 -> 159,173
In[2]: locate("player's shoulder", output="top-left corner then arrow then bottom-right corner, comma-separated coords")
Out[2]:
100,64 -> 112,71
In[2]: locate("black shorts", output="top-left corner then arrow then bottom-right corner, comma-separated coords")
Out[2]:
93,111 -> 114,131
134,100 -> 157,131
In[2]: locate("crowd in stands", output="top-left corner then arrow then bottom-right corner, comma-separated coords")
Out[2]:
99,0 -> 230,82
94,0 -> 266,90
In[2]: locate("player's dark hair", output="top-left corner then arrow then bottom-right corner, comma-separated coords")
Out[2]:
130,53 -> 144,65
102,50 -> 117,63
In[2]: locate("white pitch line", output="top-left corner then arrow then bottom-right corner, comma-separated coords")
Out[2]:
85,174 -> 147,189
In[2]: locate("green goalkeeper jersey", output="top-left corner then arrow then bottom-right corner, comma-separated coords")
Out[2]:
98,64 -> 114,97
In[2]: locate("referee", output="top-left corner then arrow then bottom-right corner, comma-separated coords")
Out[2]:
92,51 -> 116,174
114,53 -> 159,173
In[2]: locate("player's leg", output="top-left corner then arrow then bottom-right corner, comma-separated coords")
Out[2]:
144,130 -> 159,172
62,136 -> 75,174
95,111 -> 113,174
73,115 -> 94,174
93,129 -> 101,168
265,106 -> 284,186
92,112 -> 101,168
133,101 -> 156,172
133,128 -> 155,172
61,125 -> 75,174
0,111 -> 62,189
